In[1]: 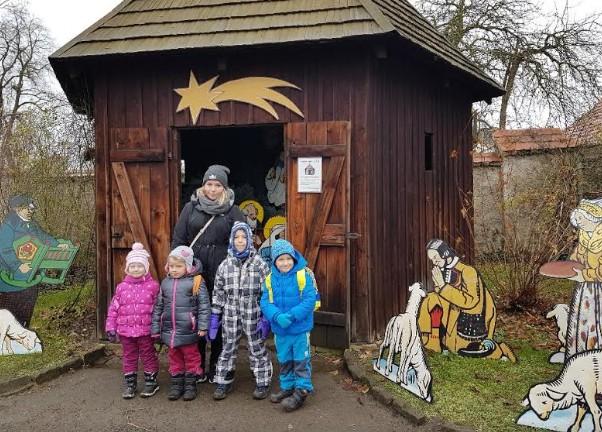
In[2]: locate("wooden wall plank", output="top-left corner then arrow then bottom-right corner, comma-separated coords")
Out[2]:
94,71 -> 110,338
305,122 -> 328,309
285,122 -> 307,252
111,162 -> 158,280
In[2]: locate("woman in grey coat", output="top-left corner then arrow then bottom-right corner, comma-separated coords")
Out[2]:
151,246 -> 210,401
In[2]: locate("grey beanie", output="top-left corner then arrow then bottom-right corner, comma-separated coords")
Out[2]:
203,164 -> 230,187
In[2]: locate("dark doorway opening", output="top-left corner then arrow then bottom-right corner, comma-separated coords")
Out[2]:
179,124 -> 286,261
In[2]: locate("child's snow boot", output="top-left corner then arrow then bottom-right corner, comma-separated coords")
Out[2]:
281,389 -> 308,412
167,374 -> 185,400
253,385 -> 270,400
140,372 -> 159,398
182,373 -> 198,401
270,388 -> 294,403
213,383 -> 233,400
122,373 -> 137,399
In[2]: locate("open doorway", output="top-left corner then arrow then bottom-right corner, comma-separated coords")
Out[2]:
179,124 -> 286,264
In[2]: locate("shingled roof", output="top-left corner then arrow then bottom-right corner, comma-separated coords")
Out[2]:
50,0 -> 503,94
492,128 -> 575,155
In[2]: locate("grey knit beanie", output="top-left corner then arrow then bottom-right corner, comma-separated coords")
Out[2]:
203,164 -> 230,187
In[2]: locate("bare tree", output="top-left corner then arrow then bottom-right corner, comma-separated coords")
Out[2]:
0,1 -> 54,177
412,0 -> 602,128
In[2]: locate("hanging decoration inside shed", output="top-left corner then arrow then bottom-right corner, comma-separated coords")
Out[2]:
0,195 -> 78,355
518,198 -> 602,431
373,282 -> 433,402
417,239 -> 516,362
175,72 -> 304,123
265,151 -> 286,208
258,215 -> 286,266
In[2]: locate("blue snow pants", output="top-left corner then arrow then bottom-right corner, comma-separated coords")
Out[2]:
274,332 -> 313,392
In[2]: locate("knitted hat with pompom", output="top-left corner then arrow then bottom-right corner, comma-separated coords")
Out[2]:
125,242 -> 151,274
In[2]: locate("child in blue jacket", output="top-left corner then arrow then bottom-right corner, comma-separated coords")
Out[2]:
260,239 -> 317,412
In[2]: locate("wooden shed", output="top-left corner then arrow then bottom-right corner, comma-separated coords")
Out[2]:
50,0 -> 504,348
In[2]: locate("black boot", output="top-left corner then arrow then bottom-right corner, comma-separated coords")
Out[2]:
253,385 -> 270,400
182,373 -> 198,401
167,374 -> 185,401
122,373 -> 137,399
213,383 -> 233,400
140,372 -> 160,398
270,388 -> 294,403
281,389 -> 309,412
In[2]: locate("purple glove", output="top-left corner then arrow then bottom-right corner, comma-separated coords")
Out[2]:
106,330 -> 117,343
208,313 -> 221,341
257,316 -> 271,340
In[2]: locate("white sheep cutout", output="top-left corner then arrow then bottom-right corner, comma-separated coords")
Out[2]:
0,309 -> 42,355
546,304 -> 570,350
521,349 -> 602,432
546,304 -> 570,364
374,282 -> 432,402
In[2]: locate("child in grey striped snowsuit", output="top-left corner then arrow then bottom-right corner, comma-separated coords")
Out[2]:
209,221 -> 273,400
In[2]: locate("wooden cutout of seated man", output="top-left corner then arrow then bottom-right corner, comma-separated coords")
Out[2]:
417,239 -> 516,362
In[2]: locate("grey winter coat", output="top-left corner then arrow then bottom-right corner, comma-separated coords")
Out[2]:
151,263 -> 210,348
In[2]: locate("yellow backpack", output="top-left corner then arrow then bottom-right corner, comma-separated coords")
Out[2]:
265,267 -> 321,311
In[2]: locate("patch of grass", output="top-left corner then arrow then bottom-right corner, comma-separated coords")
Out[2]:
374,345 -> 562,432
363,261 -> 575,431
0,283 -> 96,379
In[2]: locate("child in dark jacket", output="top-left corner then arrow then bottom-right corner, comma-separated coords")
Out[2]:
260,239 -> 317,412
106,243 -> 160,399
151,246 -> 210,401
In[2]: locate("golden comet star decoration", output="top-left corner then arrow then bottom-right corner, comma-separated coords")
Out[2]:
174,71 -> 304,124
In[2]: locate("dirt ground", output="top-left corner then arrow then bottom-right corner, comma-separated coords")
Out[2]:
0,346 -> 433,432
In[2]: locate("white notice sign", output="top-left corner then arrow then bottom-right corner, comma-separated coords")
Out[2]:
298,157 -> 322,193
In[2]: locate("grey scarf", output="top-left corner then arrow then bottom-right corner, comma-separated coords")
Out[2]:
192,188 -> 235,215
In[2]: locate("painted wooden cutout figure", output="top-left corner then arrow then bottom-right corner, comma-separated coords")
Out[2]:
565,199 -> 602,357
0,308 -> 41,355
239,200 -> 264,247
417,239 -> 516,362
518,199 -> 602,432
258,216 -> 286,266
265,152 -> 286,208
373,282 -> 433,402
546,304 -> 570,364
0,195 -> 78,354
517,349 -> 602,432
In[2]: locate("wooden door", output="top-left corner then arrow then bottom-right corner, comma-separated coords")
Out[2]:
108,127 -> 173,293
285,121 -> 351,348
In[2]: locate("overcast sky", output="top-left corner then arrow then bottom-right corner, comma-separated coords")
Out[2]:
30,0 -> 602,49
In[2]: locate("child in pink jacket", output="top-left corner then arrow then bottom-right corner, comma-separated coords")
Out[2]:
106,243 -> 160,399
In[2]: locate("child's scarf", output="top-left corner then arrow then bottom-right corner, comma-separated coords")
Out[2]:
228,221 -> 254,260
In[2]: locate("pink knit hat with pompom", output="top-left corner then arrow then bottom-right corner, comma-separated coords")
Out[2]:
125,242 -> 151,274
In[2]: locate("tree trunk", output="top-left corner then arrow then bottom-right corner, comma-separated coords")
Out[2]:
499,58 -> 521,129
